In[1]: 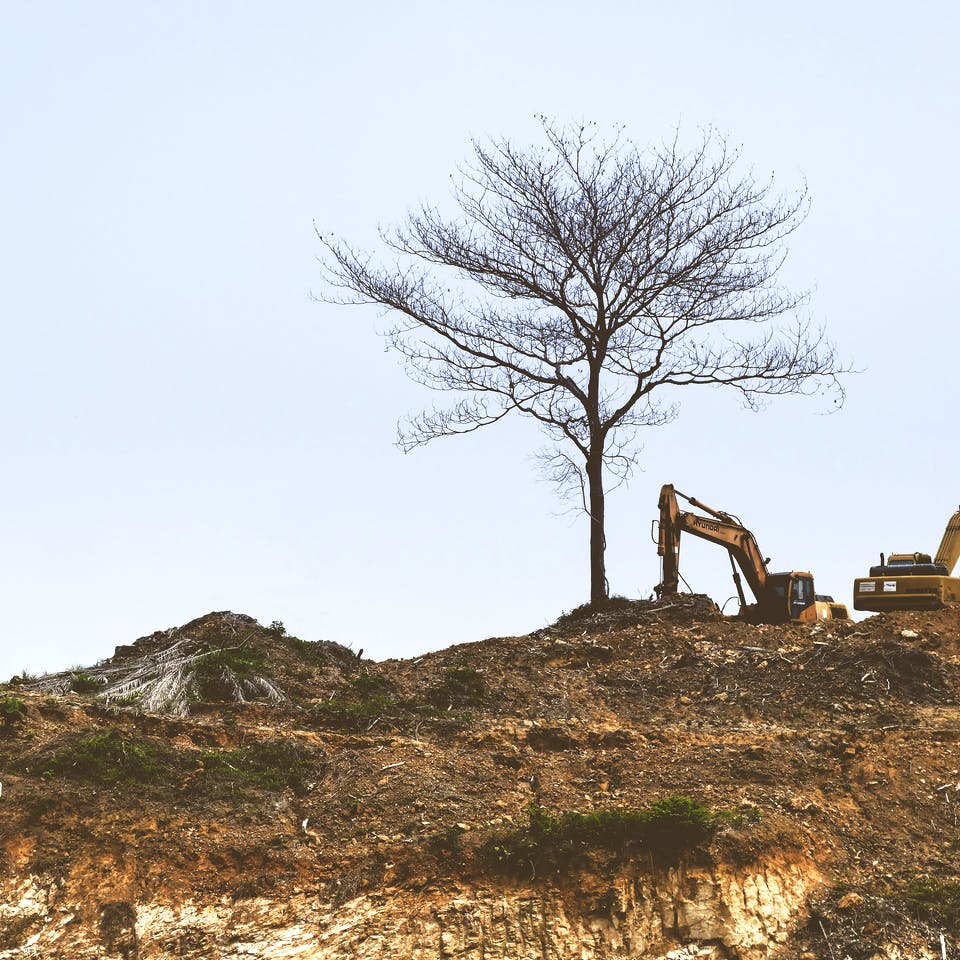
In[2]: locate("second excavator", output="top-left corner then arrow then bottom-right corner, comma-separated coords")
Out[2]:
853,507 -> 960,612
654,483 -> 849,624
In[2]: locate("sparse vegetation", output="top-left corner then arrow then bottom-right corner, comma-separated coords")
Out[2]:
555,595 -> 634,627
193,645 -> 270,701
349,673 -> 395,698
198,739 -> 320,793
9,671 -> 39,685
308,691 -> 404,727
37,729 -> 167,785
108,692 -> 143,708
285,633 -> 357,669
306,668 -> 480,731
903,875 -> 960,927
486,797 -> 722,875
70,672 -> 102,694
197,646 -> 269,677
0,696 -> 26,729
427,667 -> 486,709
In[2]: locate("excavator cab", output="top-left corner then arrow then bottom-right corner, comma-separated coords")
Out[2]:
788,574 -> 816,621
751,572 -> 817,624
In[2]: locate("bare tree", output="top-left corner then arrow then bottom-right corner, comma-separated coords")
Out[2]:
317,121 -> 845,604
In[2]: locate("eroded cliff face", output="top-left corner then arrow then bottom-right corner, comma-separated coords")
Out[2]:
2,855 -> 818,959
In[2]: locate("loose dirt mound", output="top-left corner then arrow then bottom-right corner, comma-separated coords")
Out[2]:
543,593 -> 720,636
15,611 -> 359,716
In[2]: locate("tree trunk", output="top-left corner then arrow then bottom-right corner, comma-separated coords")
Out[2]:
586,454 -> 607,603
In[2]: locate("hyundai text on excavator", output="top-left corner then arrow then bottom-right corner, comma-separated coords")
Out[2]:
853,507 -> 960,612
654,483 -> 849,624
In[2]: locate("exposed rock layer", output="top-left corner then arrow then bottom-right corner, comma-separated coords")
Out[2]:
3,857 -> 818,959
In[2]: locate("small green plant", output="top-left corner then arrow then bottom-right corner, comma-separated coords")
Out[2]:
70,672 -> 102,694
198,739 -> 319,793
39,729 -> 167,784
904,876 -> 960,926
0,696 -> 26,727
269,620 -> 287,636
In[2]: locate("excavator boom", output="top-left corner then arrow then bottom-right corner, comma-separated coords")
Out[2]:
657,485 -> 770,600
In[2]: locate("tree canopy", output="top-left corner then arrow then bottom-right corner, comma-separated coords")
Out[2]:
318,121 -> 846,601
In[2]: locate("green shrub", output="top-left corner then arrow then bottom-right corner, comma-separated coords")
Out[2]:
306,672 -> 401,727
39,729 -> 166,784
198,739 -> 319,793
199,646 -> 268,675
350,673 -> 395,698
10,671 -> 38,685
70,672 -> 102,694
286,635 -> 327,665
285,634 -> 358,669
193,646 -> 270,700
427,667 -> 486,708
0,696 -> 26,727
487,796 -> 719,875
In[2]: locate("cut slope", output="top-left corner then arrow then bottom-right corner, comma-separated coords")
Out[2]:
2,599 -> 960,958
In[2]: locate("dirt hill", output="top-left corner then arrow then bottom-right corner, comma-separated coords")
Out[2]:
2,599 -> 960,958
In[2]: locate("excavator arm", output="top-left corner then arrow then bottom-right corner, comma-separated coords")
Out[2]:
656,483 -> 771,604
934,509 -> 960,575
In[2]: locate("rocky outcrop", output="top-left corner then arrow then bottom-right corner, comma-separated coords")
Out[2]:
0,855 -> 818,959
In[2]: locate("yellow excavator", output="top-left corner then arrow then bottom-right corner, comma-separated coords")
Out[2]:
654,483 -> 849,624
853,507 -> 960,612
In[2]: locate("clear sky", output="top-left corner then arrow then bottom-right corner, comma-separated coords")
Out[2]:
2,1 -> 957,678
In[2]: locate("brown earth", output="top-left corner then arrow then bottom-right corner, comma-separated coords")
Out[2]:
1,600 -> 960,958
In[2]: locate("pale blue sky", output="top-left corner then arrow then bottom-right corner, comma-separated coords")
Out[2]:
2,2 -> 957,677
